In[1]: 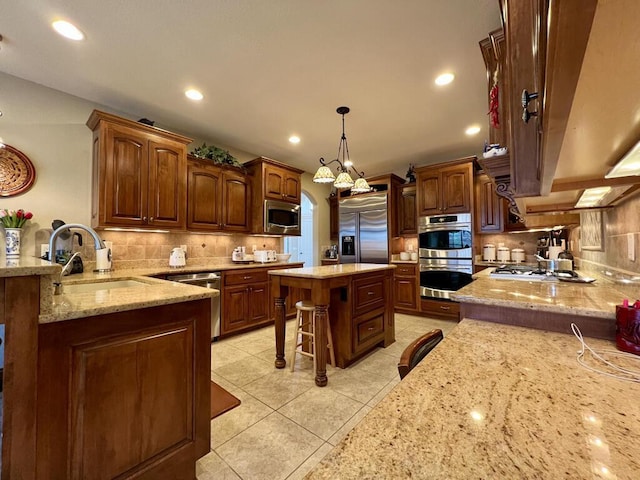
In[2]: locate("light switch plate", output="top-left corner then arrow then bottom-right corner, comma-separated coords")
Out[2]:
40,244 -> 49,257
628,233 -> 635,261
180,244 -> 187,252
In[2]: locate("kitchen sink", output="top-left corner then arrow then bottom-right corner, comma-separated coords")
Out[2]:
63,279 -> 151,294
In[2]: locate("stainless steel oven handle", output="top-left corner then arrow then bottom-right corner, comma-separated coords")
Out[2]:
419,265 -> 472,273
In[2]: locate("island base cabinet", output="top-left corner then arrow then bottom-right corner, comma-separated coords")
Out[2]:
36,300 -> 210,480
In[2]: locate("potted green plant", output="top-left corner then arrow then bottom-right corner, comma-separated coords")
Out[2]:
191,143 -> 244,169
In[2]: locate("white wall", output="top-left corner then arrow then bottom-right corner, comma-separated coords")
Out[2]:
0,72 -> 331,258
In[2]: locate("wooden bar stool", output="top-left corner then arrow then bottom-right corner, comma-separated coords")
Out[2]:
289,300 -> 335,372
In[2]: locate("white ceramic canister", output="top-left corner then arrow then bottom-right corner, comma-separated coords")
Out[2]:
511,248 -> 525,263
497,246 -> 510,262
483,243 -> 496,261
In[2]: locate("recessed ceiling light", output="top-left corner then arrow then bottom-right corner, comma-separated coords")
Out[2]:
435,73 -> 455,86
52,20 -> 85,41
465,125 -> 481,136
289,136 -> 300,144
185,89 -> 204,101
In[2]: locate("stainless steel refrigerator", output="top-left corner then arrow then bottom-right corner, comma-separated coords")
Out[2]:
339,192 -> 389,264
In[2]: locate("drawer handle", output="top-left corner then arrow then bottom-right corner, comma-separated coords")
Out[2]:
244,276 -> 251,280
367,327 -> 374,331
368,291 -> 374,295
439,306 -> 451,310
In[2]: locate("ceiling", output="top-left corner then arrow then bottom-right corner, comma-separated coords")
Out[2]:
0,0 -> 501,179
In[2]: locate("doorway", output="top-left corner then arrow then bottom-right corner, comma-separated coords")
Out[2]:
285,192 -> 316,267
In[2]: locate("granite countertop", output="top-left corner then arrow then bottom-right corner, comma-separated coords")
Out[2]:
4,257 -> 302,324
0,256 -> 61,277
268,263 -> 396,279
454,267 -> 634,319
307,319 -> 640,479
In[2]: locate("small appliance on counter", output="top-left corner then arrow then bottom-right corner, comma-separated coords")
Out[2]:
254,249 -> 277,263
169,247 -> 186,268
483,243 -> 496,261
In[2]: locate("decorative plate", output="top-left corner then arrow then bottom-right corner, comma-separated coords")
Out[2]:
0,144 -> 37,197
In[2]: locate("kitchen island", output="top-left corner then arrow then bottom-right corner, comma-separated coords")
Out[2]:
269,264 -> 396,386
306,318 -> 640,479
0,257 -> 217,480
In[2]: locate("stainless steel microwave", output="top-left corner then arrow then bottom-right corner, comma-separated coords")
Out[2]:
264,199 -> 301,235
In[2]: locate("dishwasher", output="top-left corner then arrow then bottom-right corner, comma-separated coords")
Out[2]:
166,272 -> 221,340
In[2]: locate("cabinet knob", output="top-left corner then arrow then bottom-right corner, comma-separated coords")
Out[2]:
149,217 -> 154,222
142,216 -> 147,222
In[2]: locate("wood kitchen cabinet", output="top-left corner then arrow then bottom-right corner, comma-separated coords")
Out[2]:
87,110 -> 191,230
421,298 -> 460,321
187,156 -> 249,232
329,271 -> 393,367
475,173 -> 502,233
393,263 -> 418,313
416,158 -> 474,216
398,183 -> 417,235
222,269 -> 270,335
36,300 -> 211,480
244,157 -> 304,235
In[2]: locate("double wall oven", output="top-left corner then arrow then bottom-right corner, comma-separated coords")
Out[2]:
418,213 -> 474,300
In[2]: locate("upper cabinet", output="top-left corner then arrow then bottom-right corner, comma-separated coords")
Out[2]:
245,157 -> 303,204
244,157 -> 304,235
397,183 -> 417,235
415,158 -> 474,217
480,1 -> 598,199
87,110 -> 192,230
187,156 -> 250,232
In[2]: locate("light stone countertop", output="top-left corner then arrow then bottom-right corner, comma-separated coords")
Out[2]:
306,319 -> 640,479
39,261 -> 304,324
453,268 -> 632,319
0,255 -> 60,277
267,263 -> 396,279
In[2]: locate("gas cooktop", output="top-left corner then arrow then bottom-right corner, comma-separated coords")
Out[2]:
489,265 -> 555,282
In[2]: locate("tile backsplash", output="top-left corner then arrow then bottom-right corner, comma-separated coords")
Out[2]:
34,230 -> 282,270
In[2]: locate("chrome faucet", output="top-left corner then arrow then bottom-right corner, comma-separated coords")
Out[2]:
48,223 -> 111,272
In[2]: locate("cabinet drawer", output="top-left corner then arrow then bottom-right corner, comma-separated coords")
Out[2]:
353,275 -> 385,316
421,298 -> 460,319
224,269 -> 268,286
354,310 -> 385,353
395,264 -> 417,277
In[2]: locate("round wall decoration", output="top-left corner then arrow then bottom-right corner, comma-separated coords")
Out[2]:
0,144 -> 37,197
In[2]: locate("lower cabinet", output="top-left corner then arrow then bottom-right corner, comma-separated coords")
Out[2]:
221,264 -> 303,337
393,264 -> 418,313
36,300 -> 211,480
330,271 -> 393,368
222,269 -> 270,335
421,298 -> 460,320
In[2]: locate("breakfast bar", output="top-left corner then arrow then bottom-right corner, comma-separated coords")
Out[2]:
307,318 -> 640,479
269,264 -> 396,386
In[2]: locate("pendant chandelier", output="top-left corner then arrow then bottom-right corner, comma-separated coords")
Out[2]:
313,106 -> 371,193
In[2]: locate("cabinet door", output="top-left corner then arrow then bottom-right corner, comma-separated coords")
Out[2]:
475,174 -> 502,233
394,276 -> 417,311
222,286 -> 250,334
247,283 -> 269,323
222,171 -> 250,232
187,163 -> 223,231
399,185 -> 417,234
417,169 -> 441,216
282,172 -> 301,203
264,165 -> 286,200
147,139 -> 187,229
104,124 -> 149,226
441,165 -> 471,213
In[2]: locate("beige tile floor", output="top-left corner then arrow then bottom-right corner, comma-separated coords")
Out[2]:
196,313 -> 458,480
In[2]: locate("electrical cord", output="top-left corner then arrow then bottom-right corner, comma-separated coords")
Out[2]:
571,323 -> 640,383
